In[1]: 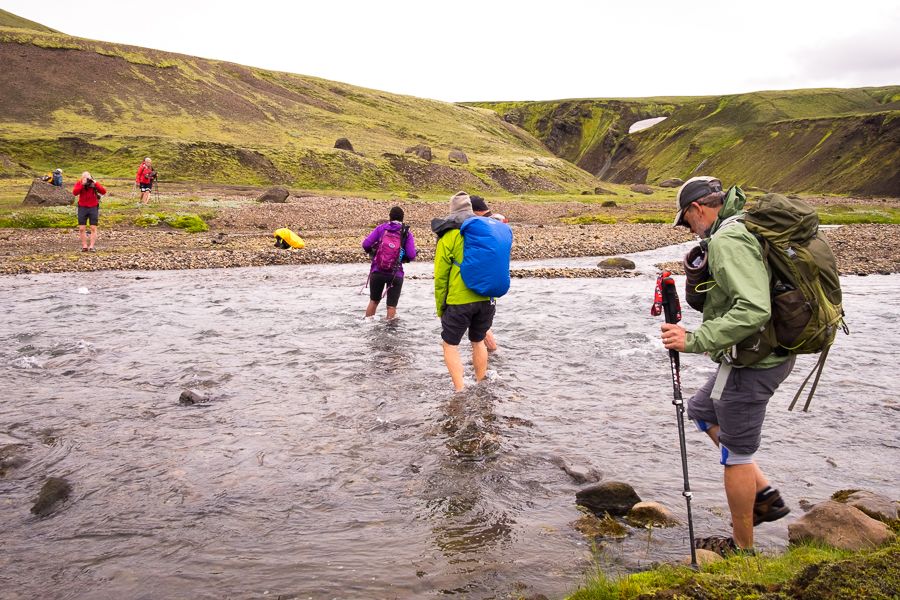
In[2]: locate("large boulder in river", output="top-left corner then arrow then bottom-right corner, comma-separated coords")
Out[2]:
405,145 -> 432,161
598,257 -> 636,270
334,138 -> 354,152
257,186 -> 290,203
448,150 -> 468,164
788,501 -> 894,551
576,481 -> 641,517
23,179 -> 74,207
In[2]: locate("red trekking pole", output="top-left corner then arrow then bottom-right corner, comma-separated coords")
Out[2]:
652,270 -> 698,569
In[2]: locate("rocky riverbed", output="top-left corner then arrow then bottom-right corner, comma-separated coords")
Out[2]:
0,195 -> 898,276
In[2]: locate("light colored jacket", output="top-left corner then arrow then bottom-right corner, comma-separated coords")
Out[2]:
683,187 -> 790,369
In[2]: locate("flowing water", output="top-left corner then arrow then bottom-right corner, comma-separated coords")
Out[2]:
2,243 -> 899,600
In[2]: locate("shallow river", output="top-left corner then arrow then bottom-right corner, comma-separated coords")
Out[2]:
2,243 -> 899,600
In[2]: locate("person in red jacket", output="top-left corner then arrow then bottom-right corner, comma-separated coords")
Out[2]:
72,171 -> 106,252
136,157 -> 155,205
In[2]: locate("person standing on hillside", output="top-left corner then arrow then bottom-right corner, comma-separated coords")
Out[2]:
362,206 -> 417,320
136,157 -> 155,206
661,176 -> 794,556
72,171 -> 106,252
432,191 -> 500,390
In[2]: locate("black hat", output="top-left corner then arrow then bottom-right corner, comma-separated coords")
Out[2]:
470,195 -> 488,212
673,176 -> 722,227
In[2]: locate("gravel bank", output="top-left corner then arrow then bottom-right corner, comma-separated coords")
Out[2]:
0,196 -> 897,277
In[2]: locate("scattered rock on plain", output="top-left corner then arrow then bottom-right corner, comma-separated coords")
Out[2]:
627,501 -> 680,527
659,178 -> 684,188
595,187 -> 617,195
404,145 -> 432,161
23,179 -> 74,207
334,138 -> 354,152
179,389 -> 209,405
448,150 -> 468,164
31,477 -> 72,517
601,200 -> 617,207
576,481 -> 641,517
845,491 -> 899,522
631,184 -> 654,195
256,186 -> 290,204
534,158 -> 548,167
788,500 -> 894,551
598,257 -> 636,270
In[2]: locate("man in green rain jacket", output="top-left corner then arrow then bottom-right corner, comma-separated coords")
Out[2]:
661,177 -> 795,556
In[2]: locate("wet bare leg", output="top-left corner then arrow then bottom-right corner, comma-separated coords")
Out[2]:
365,300 -> 379,317
472,340 -> 487,382
442,341 -> 465,390
483,329 -> 497,352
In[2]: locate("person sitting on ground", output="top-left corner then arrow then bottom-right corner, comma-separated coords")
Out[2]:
42,169 -> 63,187
469,195 -> 503,351
661,176 -> 794,556
432,191 -> 503,390
470,194 -> 507,223
72,172 -> 106,252
362,206 -> 417,320
136,158 -> 154,206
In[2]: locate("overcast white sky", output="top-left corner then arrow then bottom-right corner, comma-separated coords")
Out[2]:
6,0 -> 900,102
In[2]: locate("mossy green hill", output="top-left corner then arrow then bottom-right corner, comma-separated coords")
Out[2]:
0,8 -> 62,33
0,24 -> 597,193
469,88 -> 900,197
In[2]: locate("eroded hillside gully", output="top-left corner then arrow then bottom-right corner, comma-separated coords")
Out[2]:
1,244 -> 898,599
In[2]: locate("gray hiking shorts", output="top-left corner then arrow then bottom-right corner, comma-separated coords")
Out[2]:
687,357 -> 795,459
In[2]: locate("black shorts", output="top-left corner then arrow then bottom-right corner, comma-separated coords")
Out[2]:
369,271 -> 404,306
441,301 -> 495,345
139,183 -> 153,192
77,205 -> 99,226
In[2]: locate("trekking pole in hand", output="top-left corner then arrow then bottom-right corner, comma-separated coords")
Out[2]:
651,270 -> 698,569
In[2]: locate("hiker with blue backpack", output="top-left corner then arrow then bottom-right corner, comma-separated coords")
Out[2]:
362,206 -> 416,320
432,192 -> 513,390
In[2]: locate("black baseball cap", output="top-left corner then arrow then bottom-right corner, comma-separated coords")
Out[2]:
470,195 -> 489,212
673,176 -> 722,227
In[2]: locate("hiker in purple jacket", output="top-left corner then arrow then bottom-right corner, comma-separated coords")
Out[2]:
362,206 -> 417,319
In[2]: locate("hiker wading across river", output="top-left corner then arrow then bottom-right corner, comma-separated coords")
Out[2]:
432,191 -> 498,391
362,206 -> 417,320
661,176 -> 794,556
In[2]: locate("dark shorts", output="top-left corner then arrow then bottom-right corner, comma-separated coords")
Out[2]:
77,205 -> 99,226
139,183 -> 153,192
687,357 -> 795,457
441,301 -> 495,345
369,271 -> 403,306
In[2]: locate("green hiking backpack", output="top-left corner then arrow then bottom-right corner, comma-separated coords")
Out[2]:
728,193 -> 848,411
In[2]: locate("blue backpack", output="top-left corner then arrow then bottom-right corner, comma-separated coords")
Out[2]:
454,216 -> 513,298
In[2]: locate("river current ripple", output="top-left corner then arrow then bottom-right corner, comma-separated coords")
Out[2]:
2,243 -> 899,599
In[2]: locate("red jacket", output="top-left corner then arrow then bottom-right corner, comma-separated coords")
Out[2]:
136,163 -> 154,184
72,180 -> 106,208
